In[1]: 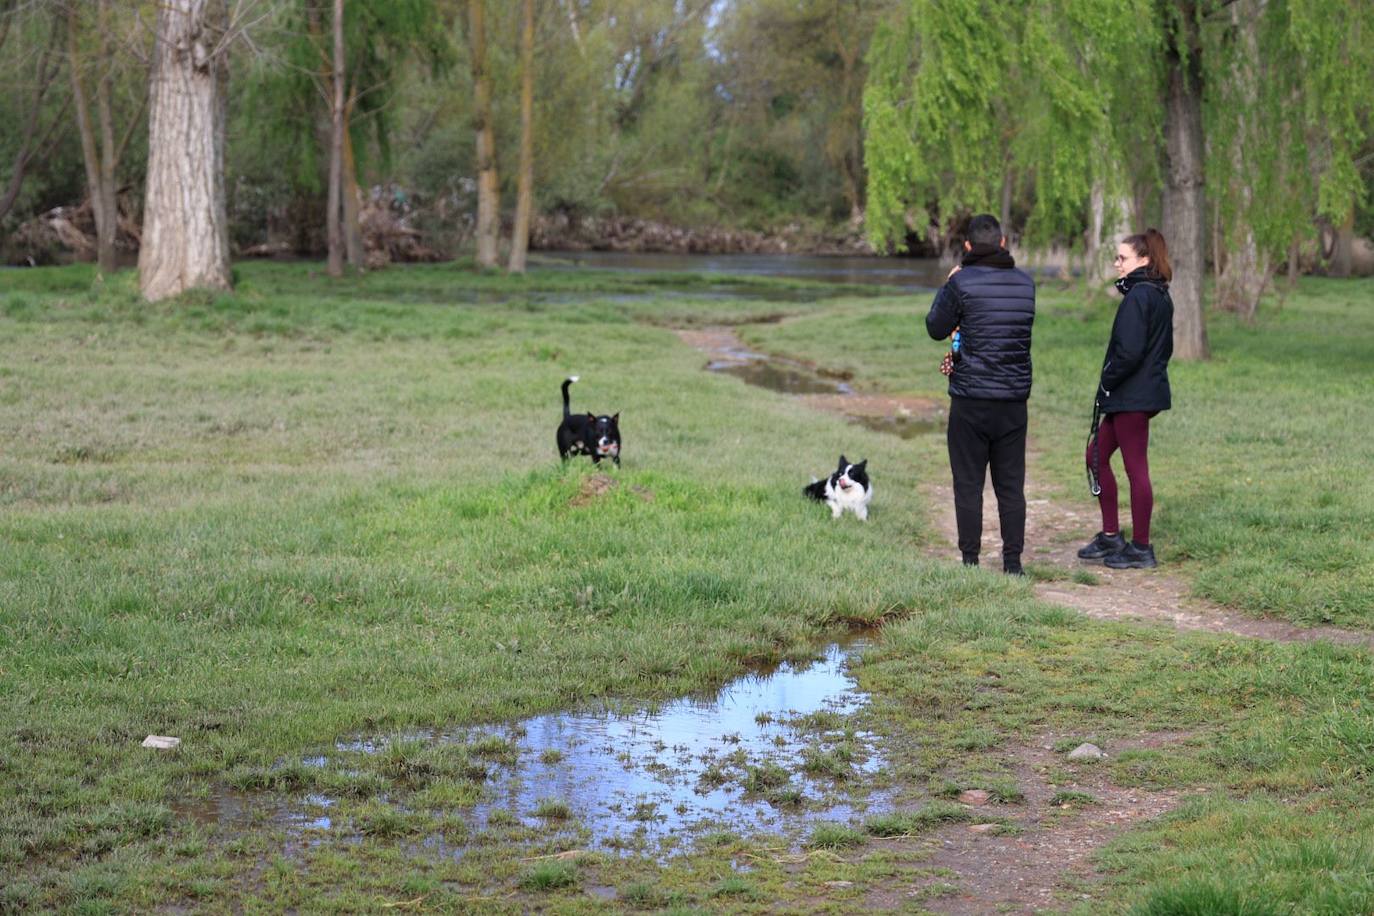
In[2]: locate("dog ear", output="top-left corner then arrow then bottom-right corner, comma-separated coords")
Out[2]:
857,459 -> 867,469
611,413 -> 619,423
837,454 -> 848,468
586,412 -> 597,422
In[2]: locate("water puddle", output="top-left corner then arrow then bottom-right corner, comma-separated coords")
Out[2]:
709,359 -> 852,395
173,640 -> 889,859
679,325 -> 943,436
458,641 -> 884,852
849,414 -> 943,440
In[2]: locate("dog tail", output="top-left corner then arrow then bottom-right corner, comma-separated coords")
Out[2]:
561,376 -> 579,417
803,477 -> 827,501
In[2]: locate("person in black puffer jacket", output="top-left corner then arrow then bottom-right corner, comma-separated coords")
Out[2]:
1077,228 -> 1174,570
926,214 -> 1036,574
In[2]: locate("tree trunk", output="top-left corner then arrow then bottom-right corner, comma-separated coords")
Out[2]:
1162,32 -> 1209,360
326,0 -> 346,277
68,6 -> 116,273
1214,0 -> 1270,321
508,0 -> 535,273
94,0 -> 119,273
342,103 -> 365,269
139,0 -> 232,301
1330,208 -> 1354,278
470,0 -> 500,269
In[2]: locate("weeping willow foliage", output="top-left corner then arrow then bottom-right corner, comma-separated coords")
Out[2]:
238,0 -> 451,195
864,0 -> 1373,258
864,0 -> 1156,251
1204,0 -> 1374,260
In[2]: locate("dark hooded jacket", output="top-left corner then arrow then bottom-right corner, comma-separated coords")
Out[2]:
1099,269 -> 1173,413
925,246 -> 1036,401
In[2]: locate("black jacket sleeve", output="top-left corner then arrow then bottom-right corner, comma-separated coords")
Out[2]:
1101,292 -> 1148,394
926,282 -> 961,340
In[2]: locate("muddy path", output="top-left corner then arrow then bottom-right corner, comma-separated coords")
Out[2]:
922,470 -> 1374,651
677,321 -> 1373,912
676,322 -> 1374,651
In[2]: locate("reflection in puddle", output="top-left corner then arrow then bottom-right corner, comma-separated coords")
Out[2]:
687,325 -> 942,438
460,642 -> 883,851
849,414 -> 943,439
709,360 -> 851,396
173,643 -> 888,858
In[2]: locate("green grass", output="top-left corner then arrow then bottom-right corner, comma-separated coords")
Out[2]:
1,261 -> 1372,913
744,278 -> 1374,628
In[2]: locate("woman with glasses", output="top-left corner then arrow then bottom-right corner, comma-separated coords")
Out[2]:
1077,229 -> 1175,569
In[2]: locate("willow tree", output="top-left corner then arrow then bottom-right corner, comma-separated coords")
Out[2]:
246,0 -> 445,272
866,0 -> 1374,354
139,0 -> 232,301
864,0 -> 1155,257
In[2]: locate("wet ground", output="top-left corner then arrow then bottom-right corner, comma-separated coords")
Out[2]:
676,325 -> 945,439
176,640 -> 893,861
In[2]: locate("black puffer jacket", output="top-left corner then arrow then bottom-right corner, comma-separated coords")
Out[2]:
925,255 -> 1036,401
1099,269 -> 1173,414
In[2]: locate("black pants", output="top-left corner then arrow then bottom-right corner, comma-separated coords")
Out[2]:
946,396 -> 1027,567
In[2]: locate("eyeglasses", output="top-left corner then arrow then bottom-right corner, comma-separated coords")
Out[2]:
1112,255 -> 1128,263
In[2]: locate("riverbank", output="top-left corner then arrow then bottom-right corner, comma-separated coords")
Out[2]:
530,211 -> 879,256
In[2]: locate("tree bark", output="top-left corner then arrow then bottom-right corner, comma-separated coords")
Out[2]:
342,101 -> 365,269
508,0 -> 536,273
68,5 -> 117,273
1214,0 -> 1270,321
1330,208 -> 1354,278
1162,23 -> 1210,360
326,0 -> 346,277
138,0 -> 232,301
470,0 -> 500,269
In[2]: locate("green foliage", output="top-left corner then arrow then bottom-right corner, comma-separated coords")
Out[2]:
864,0 -> 1373,267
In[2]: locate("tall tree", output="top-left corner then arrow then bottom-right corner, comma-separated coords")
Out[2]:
1161,1 -> 1209,359
468,0 -> 499,267
68,0 -> 146,274
326,0 -> 346,275
139,0 -> 232,300
507,0 -> 535,273
0,3 -> 69,223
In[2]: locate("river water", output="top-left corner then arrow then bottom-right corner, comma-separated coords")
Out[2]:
535,250 -> 948,290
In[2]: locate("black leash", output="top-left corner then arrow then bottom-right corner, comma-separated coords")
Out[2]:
1086,397 -> 1103,497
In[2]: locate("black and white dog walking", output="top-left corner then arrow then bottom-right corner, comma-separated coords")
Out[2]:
557,377 -> 621,465
804,455 -> 872,520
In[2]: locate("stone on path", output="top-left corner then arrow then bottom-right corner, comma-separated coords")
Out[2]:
142,735 -> 181,750
1067,742 -> 1106,760
958,789 -> 992,805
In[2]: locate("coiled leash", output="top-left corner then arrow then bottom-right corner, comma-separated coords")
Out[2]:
1086,396 -> 1102,497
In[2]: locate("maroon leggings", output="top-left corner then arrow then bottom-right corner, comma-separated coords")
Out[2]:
1088,411 -> 1156,545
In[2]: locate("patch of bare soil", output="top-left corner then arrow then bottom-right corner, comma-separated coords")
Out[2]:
865,733 -> 1196,914
673,326 -> 755,358
569,473 -> 652,507
801,392 -> 942,419
923,465 -> 1374,650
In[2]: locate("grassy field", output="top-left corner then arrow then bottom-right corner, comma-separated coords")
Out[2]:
1,261 -> 1372,913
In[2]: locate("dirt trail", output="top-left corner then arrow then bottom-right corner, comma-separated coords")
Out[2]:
923,470 -> 1374,650
678,323 -> 1373,649
679,322 -> 1373,913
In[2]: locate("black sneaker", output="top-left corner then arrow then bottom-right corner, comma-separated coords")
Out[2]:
962,555 -> 979,567
1004,563 -> 1025,577
1104,541 -> 1157,569
1077,531 -> 1126,560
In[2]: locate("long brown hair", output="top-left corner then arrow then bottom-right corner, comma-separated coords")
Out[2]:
1123,228 -> 1172,282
